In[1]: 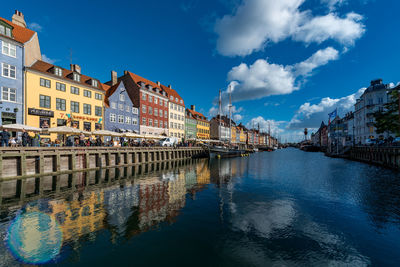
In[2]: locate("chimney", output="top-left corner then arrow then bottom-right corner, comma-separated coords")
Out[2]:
12,10 -> 27,28
111,71 -> 117,86
191,105 -> 195,111
124,70 -> 129,75
156,81 -> 161,86
168,85 -> 172,89
70,64 -> 81,74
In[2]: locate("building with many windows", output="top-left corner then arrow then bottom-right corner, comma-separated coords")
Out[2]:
185,108 -> 197,140
210,115 -> 230,141
161,84 -> 185,140
0,11 -> 41,127
104,72 -> 139,134
187,105 -> 209,140
25,61 -> 105,140
118,71 -> 169,137
354,79 -> 394,144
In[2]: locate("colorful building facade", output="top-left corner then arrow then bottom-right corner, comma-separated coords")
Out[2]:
187,105 -> 209,140
25,61 -> 105,140
185,108 -> 197,140
162,84 -> 185,140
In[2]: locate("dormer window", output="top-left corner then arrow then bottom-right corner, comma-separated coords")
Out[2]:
138,81 -> 145,88
91,79 -> 98,87
73,73 -> 81,82
170,96 -> 173,100
0,24 -> 12,38
54,67 -> 62,76
147,85 -> 152,90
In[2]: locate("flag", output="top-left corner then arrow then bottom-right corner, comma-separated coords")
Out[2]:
328,108 -> 337,124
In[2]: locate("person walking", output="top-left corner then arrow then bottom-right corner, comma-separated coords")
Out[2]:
1,129 -> 10,147
79,133 -> 85,147
22,130 -> 30,147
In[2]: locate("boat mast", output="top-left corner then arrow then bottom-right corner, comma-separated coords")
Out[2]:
219,89 -> 222,142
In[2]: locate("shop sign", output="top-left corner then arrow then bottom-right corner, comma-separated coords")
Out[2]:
1,112 -> 16,119
28,108 -> 54,117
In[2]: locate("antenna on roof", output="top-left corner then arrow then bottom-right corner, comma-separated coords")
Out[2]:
69,48 -> 73,66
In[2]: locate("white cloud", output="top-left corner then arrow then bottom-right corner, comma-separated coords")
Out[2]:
214,0 -> 364,57
227,47 -> 339,102
245,116 -> 286,134
321,0 -> 346,11
287,87 -> 366,129
233,114 -> 243,121
41,54 -> 56,64
28,22 -> 43,32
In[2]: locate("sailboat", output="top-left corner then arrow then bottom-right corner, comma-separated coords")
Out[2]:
208,87 -> 246,158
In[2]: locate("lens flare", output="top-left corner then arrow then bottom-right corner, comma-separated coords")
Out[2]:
6,210 -> 63,264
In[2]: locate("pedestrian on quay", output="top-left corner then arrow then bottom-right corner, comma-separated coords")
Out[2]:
79,133 -> 85,147
1,129 -> 10,147
22,130 -> 30,147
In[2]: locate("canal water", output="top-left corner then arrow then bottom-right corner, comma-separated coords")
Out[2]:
0,148 -> 399,266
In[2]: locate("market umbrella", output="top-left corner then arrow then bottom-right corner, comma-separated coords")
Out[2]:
47,126 -> 82,134
124,132 -> 144,138
143,135 -> 165,140
0,124 -> 42,132
92,130 -> 123,137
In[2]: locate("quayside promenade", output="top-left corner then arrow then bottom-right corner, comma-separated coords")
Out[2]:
0,146 -> 206,180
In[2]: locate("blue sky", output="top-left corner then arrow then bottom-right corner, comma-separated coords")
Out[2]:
2,0 -> 399,141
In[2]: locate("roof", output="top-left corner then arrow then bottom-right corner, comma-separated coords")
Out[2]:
160,84 -> 184,106
27,60 -> 105,91
186,108 -> 208,122
125,71 -> 167,97
0,17 -> 36,44
103,81 -> 121,108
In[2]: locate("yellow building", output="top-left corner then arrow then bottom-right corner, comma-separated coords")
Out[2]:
231,126 -> 237,143
25,61 -> 105,140
239,127 -> 247,143
187,106 -> 209,139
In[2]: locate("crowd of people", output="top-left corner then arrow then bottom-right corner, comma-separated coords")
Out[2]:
0,130 -> 198,148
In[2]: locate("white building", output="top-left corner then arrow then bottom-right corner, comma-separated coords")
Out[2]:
354,79 -> 394,144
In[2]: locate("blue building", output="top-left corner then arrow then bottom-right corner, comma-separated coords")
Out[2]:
0,11 -> 41,127
104,73 -> 140,134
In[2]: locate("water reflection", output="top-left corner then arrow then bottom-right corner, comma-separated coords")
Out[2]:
0,150 -> 399,266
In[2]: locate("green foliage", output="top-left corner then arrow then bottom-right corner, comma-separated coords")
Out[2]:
373,90 -> 400,136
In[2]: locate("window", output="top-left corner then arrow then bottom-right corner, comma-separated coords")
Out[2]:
40,78 -> 51,88
165,111 -> 168,118
95,93 -> 102,100
160,100 -> 163,106
174,114 -> 177,120
83,104 -> 91,115
125,105 -> 130,112
73,73 -> 81,82
2,63 -> 16,79
154,97 -> 158,104
149,95 -> 153,103
110,113 -> 116,122
54,67 -> 62,76
2,42 -> 16,57
180,99 -> 183,104
142,105 -> 146,114
57,119 -> 67,126
56,82 -> 66,91
155,120 -> 158,127
164,121 -> 167,128
92,80 -> 98,87
170,122 -> 173,128
125,116 -> 131,124
148,107 -> 153,115
71,86 -> 79,95
378,97 -> 383,104
119,103 -> 123,111
142,93 -> 147,101
84,122 -> 91,131
71,101 -> 79,113
175,97 -> 178,102
5,27 -> 11,37
142,118 -> 146,125
132,107 -> 138,114
132,118 -> 138,125
149,119 -> 153,126
2,87 -> 16,102
170,113 -> 173,119
95,106 -> 102,116
111,102 -> 116,109
118,115 -> 124,123
56,98 -> 66,111
83,90 -> 92,98
40,95 -> 51,108
170,96 -> 173,100
164,101 -> 167,107
170,103 -> 173,108
120,94 -> 125,101
154,108 -> 158,116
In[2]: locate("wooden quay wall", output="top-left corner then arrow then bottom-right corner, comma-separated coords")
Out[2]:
0,146 -> 207,180
350,146 -> 400,169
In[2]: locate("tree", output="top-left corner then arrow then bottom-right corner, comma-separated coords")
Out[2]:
373,89 -> 400,136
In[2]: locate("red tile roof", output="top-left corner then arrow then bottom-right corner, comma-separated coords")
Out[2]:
187,108 -> 208,122
0,17 -> 36,44
125,71 -> 167,98
160,84 -> 184,106
27,60 -> 105,91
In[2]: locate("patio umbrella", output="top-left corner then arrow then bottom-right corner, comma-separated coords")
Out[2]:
0,124 -> 42,132
47,126 -> 82,134
124,132 -> 144,138
92,130 -> 123,137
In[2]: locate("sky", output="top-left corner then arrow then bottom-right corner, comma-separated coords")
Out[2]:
2,0 -> 399,142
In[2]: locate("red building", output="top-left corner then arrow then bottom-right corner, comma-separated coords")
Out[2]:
118,71 -> 169,136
